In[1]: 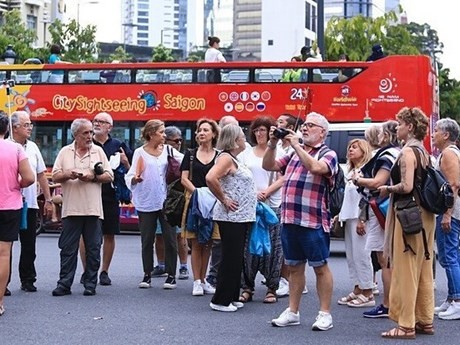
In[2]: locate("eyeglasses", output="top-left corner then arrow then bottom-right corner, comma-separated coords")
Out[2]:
92,119 -> 111,125
18,123 -> 33,129
252,128 -> 268,134
167,138 -> 183,144
301,122 -> 323,129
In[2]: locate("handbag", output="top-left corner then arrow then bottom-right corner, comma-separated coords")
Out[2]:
369,196 -> 389,229
394,198 -> 423,235
163,149 -> 195,227
165,145 -> 181,185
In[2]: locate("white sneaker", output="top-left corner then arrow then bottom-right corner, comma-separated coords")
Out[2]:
232,301 -> 244,309
202,280 -> 216,295
312,311 -> 333,331
372,282 -> 380,295
276,278 -> 289,297
271,308 -> 300,327
438,301 -> 460,320
210,302 -> 237,312
434,300 -> 451,315
302,285 -> 308,294
192,280 -> 204,296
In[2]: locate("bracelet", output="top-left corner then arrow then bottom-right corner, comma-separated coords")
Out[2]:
46,199 -> 53,204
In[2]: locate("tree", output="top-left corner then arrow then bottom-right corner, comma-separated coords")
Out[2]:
325,11 -> 419,61
438,65 -> 460,120
47,19 -> 98,63
0,10 -> 37,63
152,44 -> 175,62
109,46 -> 132,62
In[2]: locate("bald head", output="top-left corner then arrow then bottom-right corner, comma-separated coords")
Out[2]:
94,112 -> 113,125
219,115 -> 238,128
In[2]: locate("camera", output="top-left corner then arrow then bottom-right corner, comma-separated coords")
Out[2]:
94,162 -> 104,175
273,128 -> 290,139
2,79 -> 15,88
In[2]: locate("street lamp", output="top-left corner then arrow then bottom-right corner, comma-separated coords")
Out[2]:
161,28 -> 174,46
77,0 -> 99,25
3,45 -> 17,64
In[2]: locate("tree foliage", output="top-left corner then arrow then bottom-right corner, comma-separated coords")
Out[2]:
0,10 -> 37,63
109,46 -> 132,62
325,10 -> 419,61
48,19 -> 98,63
152,45 -> 175,62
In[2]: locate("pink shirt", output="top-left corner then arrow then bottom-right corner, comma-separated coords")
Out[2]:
0,139 -> 28,210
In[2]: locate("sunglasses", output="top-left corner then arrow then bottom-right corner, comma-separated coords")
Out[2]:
167,138 -> 183,144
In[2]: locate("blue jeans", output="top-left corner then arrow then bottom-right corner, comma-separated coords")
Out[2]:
436,215 -> 460,299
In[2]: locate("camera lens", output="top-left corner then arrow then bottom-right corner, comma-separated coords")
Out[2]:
273,128 -> 289,139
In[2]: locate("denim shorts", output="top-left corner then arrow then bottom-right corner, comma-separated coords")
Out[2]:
281,224 -> 330,267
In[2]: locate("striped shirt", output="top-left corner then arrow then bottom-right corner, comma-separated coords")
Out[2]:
277,145 -> 338,232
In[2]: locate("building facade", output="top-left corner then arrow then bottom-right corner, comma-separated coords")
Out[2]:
0,0 -> 64,48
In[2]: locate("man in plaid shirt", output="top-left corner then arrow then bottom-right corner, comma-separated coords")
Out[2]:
263,112 -> 338,331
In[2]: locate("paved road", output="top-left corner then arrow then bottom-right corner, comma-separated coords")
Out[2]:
0,234 -> 453,345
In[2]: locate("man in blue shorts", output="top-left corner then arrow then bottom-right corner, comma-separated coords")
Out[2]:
263,112 -> 337,331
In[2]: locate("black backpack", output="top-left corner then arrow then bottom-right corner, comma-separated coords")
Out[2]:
318,147 -> 345,217
411,147 -> 454,214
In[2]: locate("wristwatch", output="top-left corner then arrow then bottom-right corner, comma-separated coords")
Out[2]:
46,199 -> 53,204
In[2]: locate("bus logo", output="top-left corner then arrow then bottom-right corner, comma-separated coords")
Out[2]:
224,103 -> 233,112
379,74 -> 397,94
139,90 -> 160,110
235,102 -> 244,112
256,102 -> 266,111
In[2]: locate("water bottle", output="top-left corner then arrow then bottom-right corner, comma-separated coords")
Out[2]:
20,200 -> 28,230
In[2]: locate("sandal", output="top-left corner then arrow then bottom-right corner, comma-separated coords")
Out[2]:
263,290 -> 277,304
347,294 -> 376,308
338,292 -> 358,305
239,290 -> 253,303
415,322 -> 434,335
381,326 -> 416,339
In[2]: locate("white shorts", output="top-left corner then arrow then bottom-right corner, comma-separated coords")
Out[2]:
364,208 -> 384,252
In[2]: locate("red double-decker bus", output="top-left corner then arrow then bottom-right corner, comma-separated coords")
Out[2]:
0,55 -> 438,166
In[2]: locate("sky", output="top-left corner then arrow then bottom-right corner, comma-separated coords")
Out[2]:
74,0 -> 459,79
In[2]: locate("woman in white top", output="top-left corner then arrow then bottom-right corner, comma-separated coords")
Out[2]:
206,124 -> 257,312
205,36 -> 226,83
337,139 -> 374,308
126,120 -> 183,290
239,116 -> 284,304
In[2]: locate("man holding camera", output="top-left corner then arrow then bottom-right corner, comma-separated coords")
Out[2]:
263,112 -> 337,331
79,112 -> 132,286
51,119 -> 113,296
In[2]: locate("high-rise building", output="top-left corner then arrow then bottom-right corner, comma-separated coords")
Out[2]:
122,0 -> 203,58
234,0 -> 318,62
324,0 -> 386,23
0,0 -> 62,48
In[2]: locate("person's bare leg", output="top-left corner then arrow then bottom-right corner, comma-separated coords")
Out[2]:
101,234 -> 115,273
314,264 -> 333,313
0,242 -> 12,307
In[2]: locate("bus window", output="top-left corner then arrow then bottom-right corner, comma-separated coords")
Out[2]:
31,123 -> 65,166
255,68 -> 283,82
68,70 -> 102,84
222,69 -> 250,83
136,69 -> 193,83
12,69 -> 39,84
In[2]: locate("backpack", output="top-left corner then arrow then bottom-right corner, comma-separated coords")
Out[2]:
318,147 -> 345,217
411,147 -> 454,214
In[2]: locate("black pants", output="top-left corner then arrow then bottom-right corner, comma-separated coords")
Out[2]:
211,221 -> 249,306
138,210 -> 177,276
57,216 -> 102,290
8,208 -> 38,285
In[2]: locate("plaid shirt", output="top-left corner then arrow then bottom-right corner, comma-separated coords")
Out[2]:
277,145 -> 338,232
